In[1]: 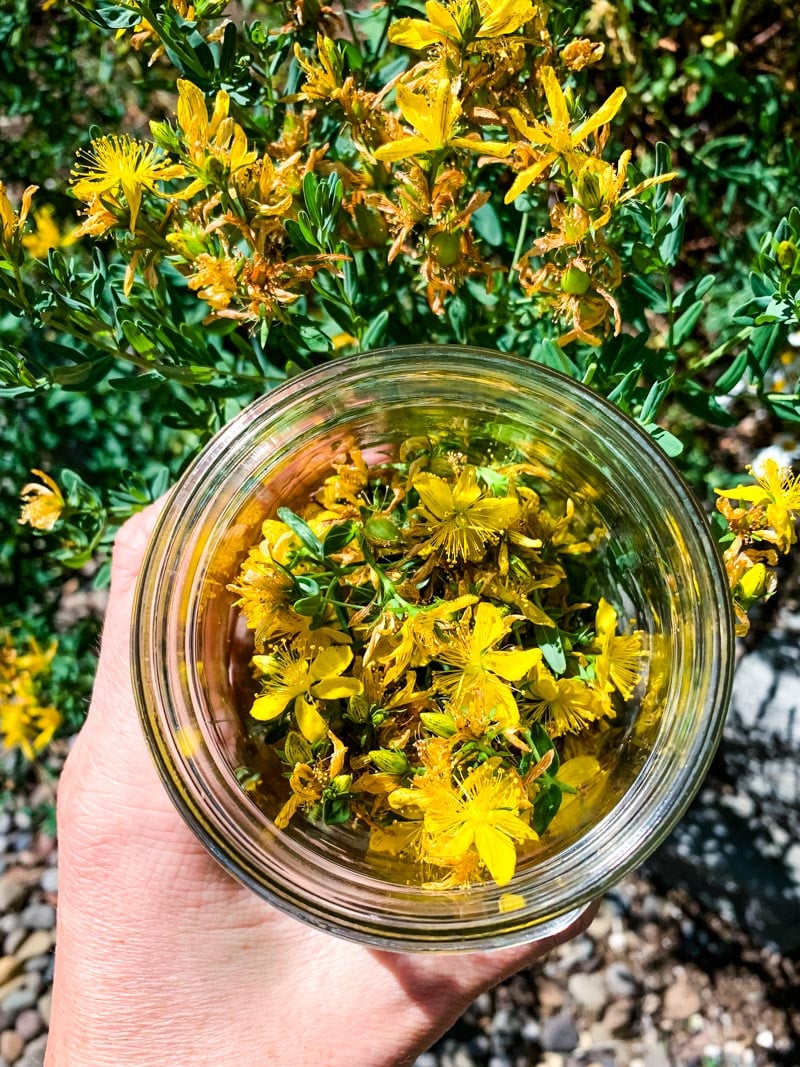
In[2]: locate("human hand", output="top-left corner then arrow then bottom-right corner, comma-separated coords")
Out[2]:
47,504 -> 597,1067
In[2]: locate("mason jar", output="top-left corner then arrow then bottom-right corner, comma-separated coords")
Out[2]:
131,346 -> 734,951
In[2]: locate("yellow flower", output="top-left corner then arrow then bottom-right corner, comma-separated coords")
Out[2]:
435,602 -> 542,730
1,699 -> 61,761
0,182 -> 37,253
389,0 -> 536,53
1,634 -> 61,760
186,252 -> 241,311
391,759 -> 537,886
574,154 -> 677,228
275,730 -> 347,828
21,205 -> 79,258
715,459 -> 800,554
250,645 -> 363,742
227,549 -> 294,649
592,598 -> 646,701
374,79 -> 512,164
71,134 -> 188,231
504,67 -> 626,203
526,663 -> 607,736
412,464 -> 519,561
174,79 -> 257,197
380,593 -> 478,685
560,38 -> 605,71
18,470 -> 65,531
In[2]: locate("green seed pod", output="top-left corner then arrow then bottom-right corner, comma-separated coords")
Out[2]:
561,266 -> 592,295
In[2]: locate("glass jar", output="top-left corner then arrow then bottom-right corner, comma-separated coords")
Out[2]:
131,346 -> 734,951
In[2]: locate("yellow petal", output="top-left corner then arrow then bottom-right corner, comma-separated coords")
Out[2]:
450,136 -> 513,158
250,692 -> 291,721
541,66 -> 570,130
498,891 -> 526,913
413,472 -> 455,518
483,646 -> 542,681
388,16 -> 448,51
474,824 -> 517,886
504,155 -> 555,203
309,644 -> 353,681
572,86 -> 627,144
471,602 -> 507,652
594,597 -> 617,638
295,696 -> 328,743
311,676 -> 364,700
368,821 -> 420,855
374,135 -> 434,163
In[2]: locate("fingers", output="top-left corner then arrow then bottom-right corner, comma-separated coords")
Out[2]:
85,499 -> 168,742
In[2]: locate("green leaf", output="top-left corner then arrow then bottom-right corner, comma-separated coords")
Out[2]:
533,782 -> 563,835
530,339 -> 577,377
641,423 -> 684,456
639,376 -> 673,424
534,624 -> 566,675
671,300 -> 705,346
323,522 -> 355,556
277,506 -> 325,558
362,310 -> 389,350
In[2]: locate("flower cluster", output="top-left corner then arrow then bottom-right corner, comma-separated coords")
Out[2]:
0,632 -> 62,761
715,459 -> 800,635
59,0 -> 674,340
230,439 -> 648,888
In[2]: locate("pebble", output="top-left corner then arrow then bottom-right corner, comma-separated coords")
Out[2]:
600,997 -> 635,1035
642,1049 -> 671,1067
0,814 -> 12,835
1,933 -> 25,959
0,962 -> 21,989
13,1010 -> 42,1044
12,814 -> 31,833
605,962 -> 637,997
1,986 -> 37,1018
755,1029 -> 774,1049
22,958 -> 50,975
16,1031 -> 47,1067
35,994 -> 50,1029
0,1028 -> 24,1064
541,1011 -> 579,1053
15,933 -> 53,966
0,879 -> 28,916
19,905 -> 55,932
662,977 -> 701,1020
567,973 -> 607,1013
37,869 -> 57,896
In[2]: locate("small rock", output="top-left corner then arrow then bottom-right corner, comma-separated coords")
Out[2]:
15,933 -> 53,966
16,1031 -> 47,1067
755,1030 -> 774,1049
0,961 -> 21,988
541,1011 -> 579,1053
19,905 -> 55,932
643,1048 -> 671,1067
0,878 -> 28,915
35,993 -> 50,1029
605,963 -> 637,998
567,973 -> 607,1013
0,814 -> 12,835
12,812 -> 31,833
600,997 -> 635,1036
414,1054 -> 437,1067
662,978 -> 701,1021
537,979 -> 566,1010
2,932 -> 25,958
14,1009 -> 43,1043
0,1028 -> 24,1065
1,986 -> 37,1018
37,869 -> 57,896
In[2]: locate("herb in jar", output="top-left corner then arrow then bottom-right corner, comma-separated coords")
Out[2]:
229,439 -> 648,888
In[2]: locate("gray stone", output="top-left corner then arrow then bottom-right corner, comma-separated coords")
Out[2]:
13,1010 -> 41,1043
16,1032 -> 47,1067
0,1029 -> 24,1065
414,1054 -> 438,1067
0,815 -> 12,836
0,934 -> 24,960
11,814 -> 30,833
605,962 -> 637,998
567,972 -> 607,1013
0,880 -> 27,916
541,1011 -> 579,1052
18,907 -> 54,933
0,988 -> 36,1019
37,869 -> 57,896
